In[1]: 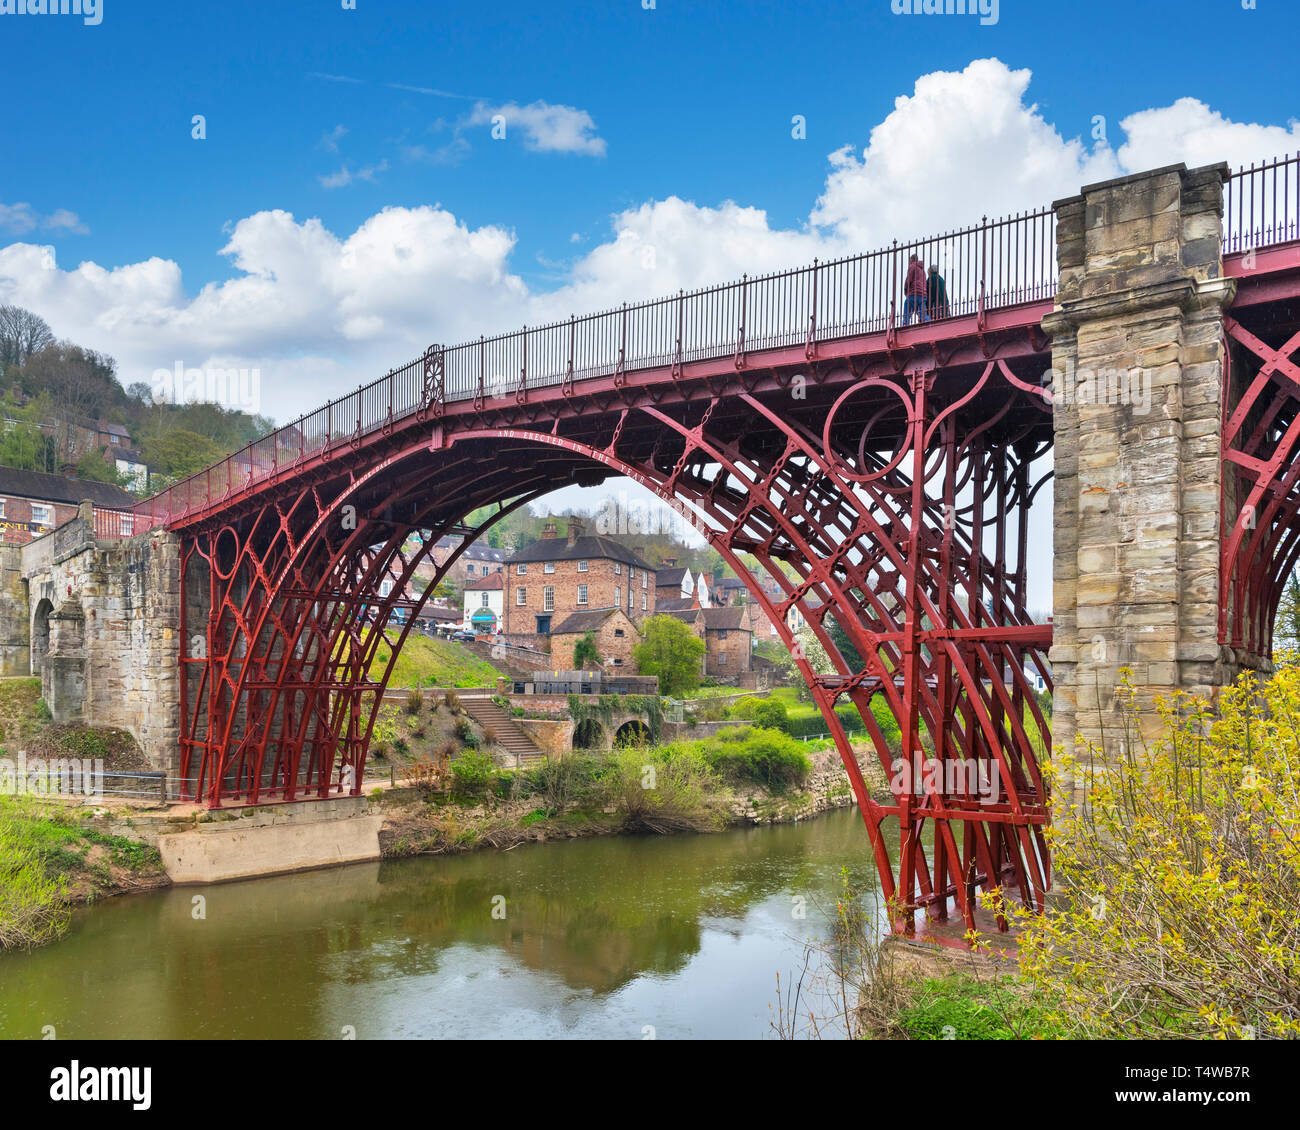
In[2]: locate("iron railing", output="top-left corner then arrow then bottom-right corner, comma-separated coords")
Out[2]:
92,507 -> 146,538
129,207 -> 1057,530
104,153 -> 1298,535
1223,151 -> 1300,254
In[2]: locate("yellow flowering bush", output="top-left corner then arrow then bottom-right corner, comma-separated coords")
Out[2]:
1007,666 -> 1300,1039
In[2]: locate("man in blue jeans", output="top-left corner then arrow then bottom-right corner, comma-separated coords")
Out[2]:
903,253 -> 927,323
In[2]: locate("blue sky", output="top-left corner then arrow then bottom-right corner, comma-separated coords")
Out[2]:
3,0 -> 1294,296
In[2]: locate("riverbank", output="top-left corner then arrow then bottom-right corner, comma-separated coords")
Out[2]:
378,741 -> 884,860
0,797 -> 170,950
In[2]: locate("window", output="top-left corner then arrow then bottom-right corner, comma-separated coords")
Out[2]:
0,499 -> 6,518
578,584 -> 589,605
614,628 -> 625,638
517,563 -> 527,575
614,563 -> 621,575
517,587 -> 527,605
719,651 -> 728,666
31,504 -> 52,527
467,565 -> 476,575
379,580 -> 393,597
544,562 -> 555,574
642,593 -> 647,611
642,572 -> 647,589
543,586 -> 554,612
480,593 -> 490,607
717,629 -> 728,640
577,560 -> 588,572
613,586 -> 620,608
630,568 -> 635,580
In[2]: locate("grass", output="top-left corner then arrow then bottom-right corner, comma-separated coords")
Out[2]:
680,686 -> 757,700
373,633 -> 503,689
723,687 -> 901,746
890,975 -> 1069,1040
0,677 -> 43,745
0,796 -> 165,950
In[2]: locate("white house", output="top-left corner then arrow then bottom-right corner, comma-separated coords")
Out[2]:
462,572 -> 504,633
694,571 -> 712,609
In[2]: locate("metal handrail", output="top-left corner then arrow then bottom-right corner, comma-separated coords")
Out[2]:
1223,151 -> 1300,254
126,206 -> 1057,530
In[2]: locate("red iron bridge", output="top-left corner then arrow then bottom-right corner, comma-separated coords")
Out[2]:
91,154 -> 1300,939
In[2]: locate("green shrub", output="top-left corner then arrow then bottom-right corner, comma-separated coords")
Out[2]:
704,726 -> 811,792
56,728 -> 110,759
403,689 -> 423,716
453,717 -> 474,742
602,746 -> 720,833
751,698 -> 790,733
450,749 -> 495,797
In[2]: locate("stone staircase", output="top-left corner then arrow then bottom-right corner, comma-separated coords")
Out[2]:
458,692 -> 545,767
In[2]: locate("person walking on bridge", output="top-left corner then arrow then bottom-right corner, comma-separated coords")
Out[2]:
927,264 -> 948,320
903,253 -> 927,324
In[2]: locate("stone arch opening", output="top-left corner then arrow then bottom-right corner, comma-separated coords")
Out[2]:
614,719 -> 650,747
573,718 -> 605,749
31,597 -> 54,673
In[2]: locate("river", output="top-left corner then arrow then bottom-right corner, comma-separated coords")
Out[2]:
0,808 -> 894,1040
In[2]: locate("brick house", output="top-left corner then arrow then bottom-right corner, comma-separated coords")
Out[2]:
428,535 -> 507,583
549,607 -> 642,670
712,576 -> 748,606
504,519 -> 655,639
702,606 -> 753,676
655,558 -> 712,608
0,467 -> 136,544
653,602 -> 749,676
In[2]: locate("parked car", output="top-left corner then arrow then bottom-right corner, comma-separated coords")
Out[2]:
450,630 -> 477,642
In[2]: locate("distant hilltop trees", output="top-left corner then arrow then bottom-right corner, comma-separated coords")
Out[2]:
0,303 -> 275,493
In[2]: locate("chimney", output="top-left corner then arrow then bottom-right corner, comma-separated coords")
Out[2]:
634,545 -> 645,562
542,520 -> 559,539
566,517 -> 583,549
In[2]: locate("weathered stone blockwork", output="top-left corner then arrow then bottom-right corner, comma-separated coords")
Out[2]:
18,509 -> 181,771
1044,163 -> 1238,758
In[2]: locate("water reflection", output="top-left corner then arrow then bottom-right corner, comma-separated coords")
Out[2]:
0,809 -> 895,1039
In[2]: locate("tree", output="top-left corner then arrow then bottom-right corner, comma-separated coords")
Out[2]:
16,341 -> 122,461
73,450 -> 134,489
0,306 -> 54,376
573,631 -> 600,668
0,390 -> 55,471
632,615 -> 705,697
138,428 -> 225,481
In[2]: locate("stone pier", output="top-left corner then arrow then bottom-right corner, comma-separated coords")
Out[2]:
1044,162 -> 1239,758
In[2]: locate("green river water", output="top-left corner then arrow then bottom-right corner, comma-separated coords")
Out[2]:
0,807 -> 892,1040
